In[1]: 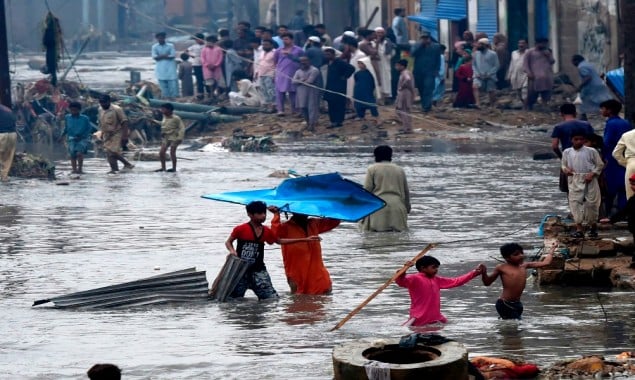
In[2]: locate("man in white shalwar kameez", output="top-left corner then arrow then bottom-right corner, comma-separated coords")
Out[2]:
229,78 -> 262,107
375,27 -> 395,103
507,39 -> 528,107
361,145 -> 411,232
562,130 -> 604,238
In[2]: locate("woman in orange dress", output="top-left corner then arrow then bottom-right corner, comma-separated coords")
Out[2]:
269,207 -> 340,295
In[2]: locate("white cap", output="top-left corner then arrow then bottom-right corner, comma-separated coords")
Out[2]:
478,37 -> 490,44
374,27 -> 385,32
343,31 -> 355,37
308,36 -> 321,43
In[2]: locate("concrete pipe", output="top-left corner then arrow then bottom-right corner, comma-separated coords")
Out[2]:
332,338 -> 468,380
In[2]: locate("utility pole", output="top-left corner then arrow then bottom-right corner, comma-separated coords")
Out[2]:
620,0 -> 635,122
0,0 -> 12,107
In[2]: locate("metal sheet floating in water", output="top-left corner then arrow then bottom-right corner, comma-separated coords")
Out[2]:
209,255 -> 249,302
32,268 -> 210,309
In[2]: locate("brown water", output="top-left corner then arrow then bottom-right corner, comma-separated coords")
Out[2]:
1,140 -> 634,379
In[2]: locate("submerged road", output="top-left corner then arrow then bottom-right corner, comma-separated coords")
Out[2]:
1,141 -> 634,379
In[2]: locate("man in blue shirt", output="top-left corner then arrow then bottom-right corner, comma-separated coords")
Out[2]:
601,99 -> 633,215
551,103 -> 595,193
64,102 -> 93,174
152,32 -> 178,98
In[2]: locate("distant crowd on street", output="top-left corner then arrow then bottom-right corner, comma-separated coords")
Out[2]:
147,7 -> 620,134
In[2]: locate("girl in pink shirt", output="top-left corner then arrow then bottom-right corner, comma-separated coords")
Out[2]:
396,256 -> 484,326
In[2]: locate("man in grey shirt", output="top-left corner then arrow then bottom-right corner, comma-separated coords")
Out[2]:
392,8 -> 408,45
472,38 -> 500,107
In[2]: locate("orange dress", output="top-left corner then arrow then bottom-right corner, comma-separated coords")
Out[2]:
270,213 -> 340,294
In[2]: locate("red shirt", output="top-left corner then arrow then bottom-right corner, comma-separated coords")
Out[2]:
231,222 -> 277,272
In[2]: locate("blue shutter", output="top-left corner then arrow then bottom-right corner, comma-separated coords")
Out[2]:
421,0 -> 436,17
477,0 -> 498,38
535,0 -> 549,39
436,0 -> 467,20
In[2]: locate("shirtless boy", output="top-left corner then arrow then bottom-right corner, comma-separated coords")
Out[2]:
481,242 -> 556,319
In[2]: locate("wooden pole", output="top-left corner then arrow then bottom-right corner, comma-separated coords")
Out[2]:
0,0 -> 12,107
330,243 -> 437,331
619,0 -> 635,122
364,6 -> 380,30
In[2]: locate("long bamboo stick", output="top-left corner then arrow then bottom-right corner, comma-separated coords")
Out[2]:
330,243 -> 437,331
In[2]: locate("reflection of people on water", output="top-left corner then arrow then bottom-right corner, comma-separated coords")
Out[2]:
481,243 -> 555,319
281,295 -> 329,325
225,201 -> 319,300
269,206 -> 339,295
396,256 -> 484,327
360,145 -> 410,232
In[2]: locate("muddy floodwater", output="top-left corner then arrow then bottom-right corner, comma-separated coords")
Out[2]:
1,140 -> 634,380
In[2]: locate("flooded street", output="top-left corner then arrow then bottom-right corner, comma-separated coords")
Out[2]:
1,140 -> 634,379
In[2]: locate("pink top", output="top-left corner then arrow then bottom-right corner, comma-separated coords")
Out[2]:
255,50 -> 276,79
396,270 -> 479,326
200,45 -> 224,81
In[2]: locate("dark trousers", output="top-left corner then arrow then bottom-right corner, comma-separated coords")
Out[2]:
417,75 -> 436,112
354,103 -> 378,118
193,65 -> 204,95
326,97 -> 346,124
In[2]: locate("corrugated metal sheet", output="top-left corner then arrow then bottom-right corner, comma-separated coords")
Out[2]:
436,0 -> 467,21
33,268 -> 210,309
477,0 -> 498,38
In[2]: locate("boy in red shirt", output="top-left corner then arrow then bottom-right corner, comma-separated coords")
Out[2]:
225,201 -> 318,299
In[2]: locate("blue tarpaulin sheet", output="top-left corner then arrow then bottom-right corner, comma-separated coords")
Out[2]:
202,173 -> 386,222
606,67 -> 624,99
407,15 -> 439,41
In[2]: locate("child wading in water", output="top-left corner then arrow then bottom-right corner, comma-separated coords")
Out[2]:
481,243 -> 556,319
224,201 -> 320,299
156,103 -> 185,172
396,256 -> 484,327
63,101 -> 93,174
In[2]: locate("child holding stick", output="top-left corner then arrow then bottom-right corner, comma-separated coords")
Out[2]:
396,256 -> 484,327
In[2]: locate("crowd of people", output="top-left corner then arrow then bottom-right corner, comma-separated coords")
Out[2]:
550,100 -> 635,242
148,7 -> 619,136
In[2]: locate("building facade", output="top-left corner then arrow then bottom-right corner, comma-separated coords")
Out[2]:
404,0 -> 621,83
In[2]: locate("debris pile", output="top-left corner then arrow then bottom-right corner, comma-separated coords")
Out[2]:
541,355 -> 635,379
220,129 -> 277,152
9,152 -> 56,180
537,215 -> 635,288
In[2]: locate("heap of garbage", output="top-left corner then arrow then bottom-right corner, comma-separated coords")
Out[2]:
541,354 -> 635,379
221,128 -> 277,153
13,78 -> 254,147
9,152 -> 56,179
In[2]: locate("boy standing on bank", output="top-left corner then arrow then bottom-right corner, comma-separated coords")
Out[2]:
225,201 -> 320,300
481,243 -> 556,319
63,101 -> 93,174
562,129 -> 605,238
156,103 -> 185,172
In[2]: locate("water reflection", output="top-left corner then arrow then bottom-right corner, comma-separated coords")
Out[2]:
280,295 -> 330,326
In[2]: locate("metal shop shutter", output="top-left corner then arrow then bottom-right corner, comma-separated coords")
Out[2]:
435,0 -> 467,20
477,0 -> 498,37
